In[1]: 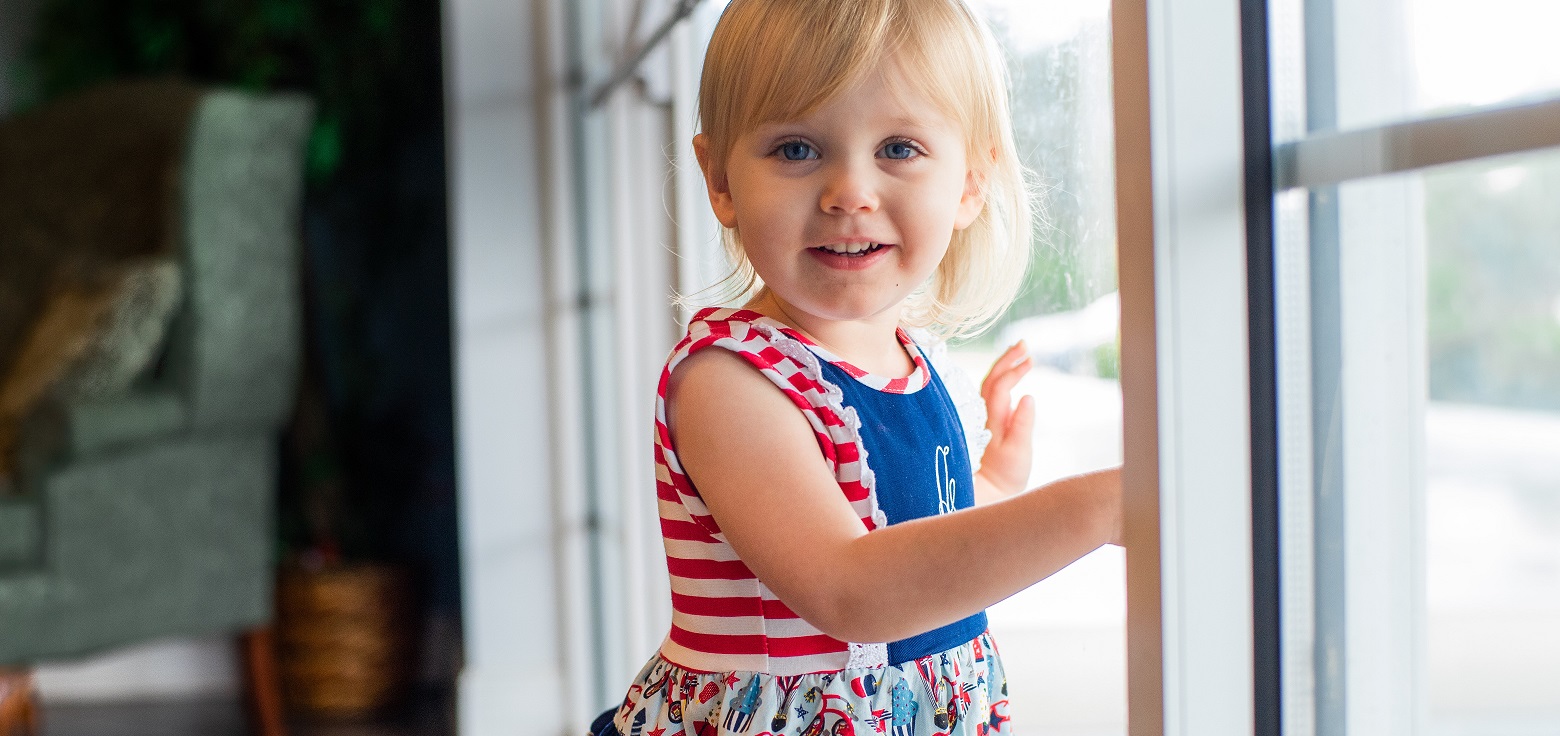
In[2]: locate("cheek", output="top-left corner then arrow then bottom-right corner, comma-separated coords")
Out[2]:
731,182 -> 809,238
728,174 -> 777,219
904,171 -> 972,229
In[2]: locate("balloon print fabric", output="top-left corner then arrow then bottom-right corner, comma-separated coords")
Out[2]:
611,631 -> 1013,736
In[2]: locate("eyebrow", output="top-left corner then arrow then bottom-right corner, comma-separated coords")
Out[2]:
752,118 -> 942,137
882,117 -> 933,130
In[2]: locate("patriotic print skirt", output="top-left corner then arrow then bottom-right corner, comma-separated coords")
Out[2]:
611,631 -> 1013,736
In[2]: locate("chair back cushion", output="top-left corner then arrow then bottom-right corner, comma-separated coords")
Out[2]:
0,81 -> 202,481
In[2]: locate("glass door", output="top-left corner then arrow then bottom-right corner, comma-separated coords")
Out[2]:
1264,0 -> 1560,734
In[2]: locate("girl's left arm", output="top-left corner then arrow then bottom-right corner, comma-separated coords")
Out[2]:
974,342 -> 1035,503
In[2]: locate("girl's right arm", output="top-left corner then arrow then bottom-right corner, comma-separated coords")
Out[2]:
669,347 -> 1123,646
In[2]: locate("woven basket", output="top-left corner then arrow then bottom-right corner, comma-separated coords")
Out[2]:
276,564 -> 415,716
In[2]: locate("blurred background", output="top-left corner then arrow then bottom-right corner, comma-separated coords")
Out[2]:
0,0 -> 458,733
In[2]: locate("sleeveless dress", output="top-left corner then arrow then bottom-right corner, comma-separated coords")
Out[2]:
611,308 -> 1014,736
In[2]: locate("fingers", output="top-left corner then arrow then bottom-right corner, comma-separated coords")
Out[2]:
1009,394 -> 1035,438
980,341 -> 1031,399
981,343 -> 1032,444
981,343 -> 1032,410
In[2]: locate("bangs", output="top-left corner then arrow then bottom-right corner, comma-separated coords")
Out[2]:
699,0 -> 996,171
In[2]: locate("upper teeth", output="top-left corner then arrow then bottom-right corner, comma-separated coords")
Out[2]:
820,242 -> 878,254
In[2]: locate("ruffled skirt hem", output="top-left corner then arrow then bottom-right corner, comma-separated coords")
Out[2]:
611,630 -> 1013,736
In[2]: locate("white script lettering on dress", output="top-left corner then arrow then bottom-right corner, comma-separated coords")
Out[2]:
934,445 -> 957,515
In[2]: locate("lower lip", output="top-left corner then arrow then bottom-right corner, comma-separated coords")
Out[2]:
809,244 -> 894,271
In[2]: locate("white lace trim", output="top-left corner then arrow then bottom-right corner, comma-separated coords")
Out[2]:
747,318 -> 891,530
906,329 -> 992,472
845,641 -> 889,669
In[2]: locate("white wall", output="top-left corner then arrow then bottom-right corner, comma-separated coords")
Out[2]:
33,637 -> 239,704
442,0 -> 576,734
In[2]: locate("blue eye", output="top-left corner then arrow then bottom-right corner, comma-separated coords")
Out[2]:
881,140 -> 920,160
779,141 -> 816,161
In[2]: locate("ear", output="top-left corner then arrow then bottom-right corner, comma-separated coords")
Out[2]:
693,134 -> 738,229
953,165 -> 987,231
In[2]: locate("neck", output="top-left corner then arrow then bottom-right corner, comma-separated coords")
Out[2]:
747,293 -> 914,377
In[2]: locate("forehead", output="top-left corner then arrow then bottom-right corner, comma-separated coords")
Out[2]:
745,60 -> 964,137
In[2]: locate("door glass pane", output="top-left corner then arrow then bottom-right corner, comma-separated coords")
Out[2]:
1325,0 -> 1560,132
1408,0 -> 1560,117
956,2 -> 1124,735
1283,149 -> 1560,736
1419,150 -> 1560,735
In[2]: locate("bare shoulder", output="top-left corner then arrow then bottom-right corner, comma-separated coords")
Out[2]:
667,346 -> 774,407
666,346 -> 812,459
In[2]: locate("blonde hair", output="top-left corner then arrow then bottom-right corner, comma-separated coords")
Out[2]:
693,0 -> 1033,339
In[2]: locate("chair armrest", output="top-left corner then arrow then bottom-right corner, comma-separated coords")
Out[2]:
63,389 -> 189,456
18,389 -> 188,467
0,498 -> 40,567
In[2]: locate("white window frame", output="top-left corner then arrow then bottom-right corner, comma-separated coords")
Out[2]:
1114,0 -> 1258,734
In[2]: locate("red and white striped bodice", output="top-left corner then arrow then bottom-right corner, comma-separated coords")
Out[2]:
653,308 -> 977,675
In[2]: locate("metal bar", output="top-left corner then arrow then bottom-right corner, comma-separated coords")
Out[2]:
565,0 -> 614,711
1301,1 -> 1347,733
1308,183 -> 1345,736
588,0 -> 706,109
1277,96 -> 1560,189
1240,0 -> 1282,730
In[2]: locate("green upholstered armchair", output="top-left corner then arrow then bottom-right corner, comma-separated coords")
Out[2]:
0,81 -> 312,688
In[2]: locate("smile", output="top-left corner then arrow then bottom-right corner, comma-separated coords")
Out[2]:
808,242 -> 894,272
813,242 -> 890,257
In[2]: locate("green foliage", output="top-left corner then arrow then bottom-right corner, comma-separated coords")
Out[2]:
1425,151 -> 1560,410
22,0 -> 441,187
957,21 -> 1117,349
1093,338 -> 1120,381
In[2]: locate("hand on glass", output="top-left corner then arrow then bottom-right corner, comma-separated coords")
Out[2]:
976,341 -> 1035,498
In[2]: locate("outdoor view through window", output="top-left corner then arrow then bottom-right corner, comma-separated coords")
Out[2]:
952,2 -> 1125,734
1414,149 -> 1560,734
1276,1 -> 1560,732
1397,8 -> 1560,717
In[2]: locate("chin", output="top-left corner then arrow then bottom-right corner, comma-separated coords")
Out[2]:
795,296 -> 906,324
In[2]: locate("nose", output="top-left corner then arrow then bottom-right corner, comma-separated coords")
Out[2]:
819,160 -> 879,215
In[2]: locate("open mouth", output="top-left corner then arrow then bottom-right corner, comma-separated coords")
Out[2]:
813,242 -> 890,257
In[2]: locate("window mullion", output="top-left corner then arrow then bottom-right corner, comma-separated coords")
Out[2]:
1277,97 -> 1560,190
1117,0 -> 1256,733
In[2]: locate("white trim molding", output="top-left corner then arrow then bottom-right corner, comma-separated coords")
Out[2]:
1115,0 -> 1256,734
442,0 -> 582,731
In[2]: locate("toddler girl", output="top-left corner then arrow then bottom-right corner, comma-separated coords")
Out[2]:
600,0 -> 1123,733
